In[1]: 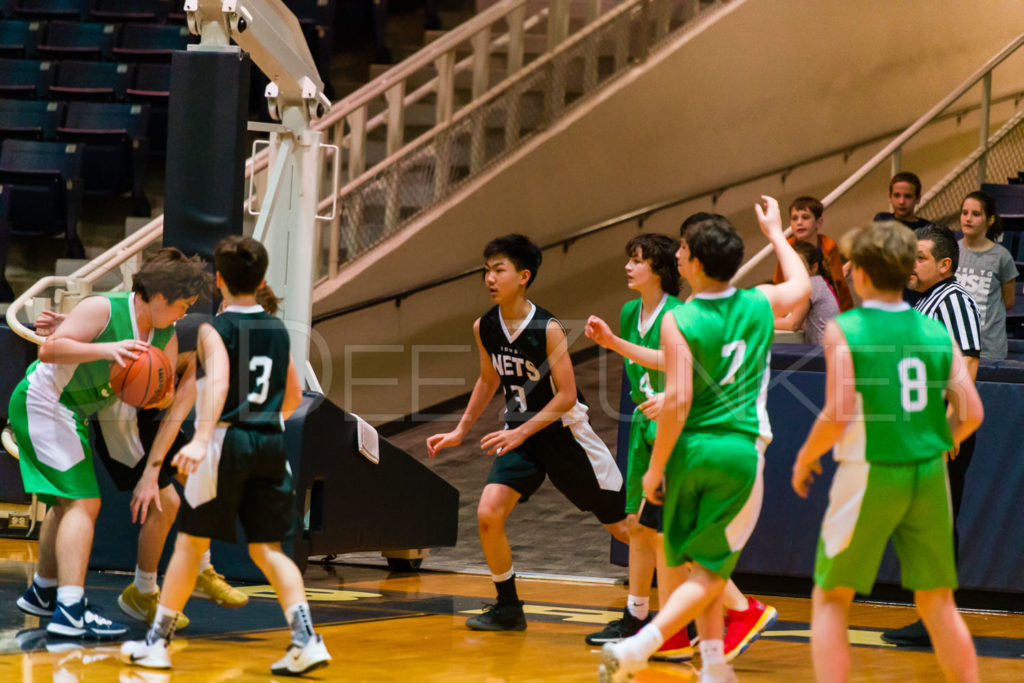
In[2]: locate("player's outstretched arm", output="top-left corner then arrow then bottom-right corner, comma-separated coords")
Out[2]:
282,357 -> 302,421
427,319 -> 500,458
172,322 -> 229,475
480,319 -> 577,456
753,196 -> 812,319
793,321 -> 853,497
39,296 -> 148,366
585,315 -> 663,371
643,317 -> 693,504
945,343 -> 983,447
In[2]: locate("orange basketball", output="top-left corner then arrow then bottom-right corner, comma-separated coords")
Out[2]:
109,345 -> 173,408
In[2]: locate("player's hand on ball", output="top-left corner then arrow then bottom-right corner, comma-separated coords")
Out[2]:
144,383 -> 175,410
791,458 -> 821,498
642,468 -> 664,504
481,428 -> 525,456
172,440 -> 206,475
638,393 -> 664,420
426,431 -> 462,458
106,339 -> 149,367
584,316 -> 613,347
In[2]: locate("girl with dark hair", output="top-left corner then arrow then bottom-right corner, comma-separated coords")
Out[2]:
956,190 -> 1017,360
774,242 -> 840,345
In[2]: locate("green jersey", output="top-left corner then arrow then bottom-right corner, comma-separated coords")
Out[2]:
620,294 -> 684,404
834,302 -> 953,464
24,292 -> 174,417
671,287 -> 773,438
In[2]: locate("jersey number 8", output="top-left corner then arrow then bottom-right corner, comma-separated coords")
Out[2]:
897,357 -> 928,413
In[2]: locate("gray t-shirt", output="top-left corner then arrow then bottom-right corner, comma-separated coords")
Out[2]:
955,242 -> 1017,360
804,275 -> 840,345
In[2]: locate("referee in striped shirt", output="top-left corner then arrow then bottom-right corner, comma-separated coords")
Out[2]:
883,224 -> 982,647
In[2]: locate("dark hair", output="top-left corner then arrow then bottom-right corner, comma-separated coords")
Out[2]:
961,190 -> 1003,240
889,172 -> 922,197
840,221 -> 916,291
915,224 -> 959,273
214,235 -> 269,295
625,233 -> 681,296
132,247 -> 210,303
792,241 -> 837,294
679,213 -> 744,282
483,234 -> 542,287
789,196 -> 823,220
255,284 -> 282,315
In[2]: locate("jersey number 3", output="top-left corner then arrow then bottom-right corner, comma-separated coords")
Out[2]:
248,356 -> 273,405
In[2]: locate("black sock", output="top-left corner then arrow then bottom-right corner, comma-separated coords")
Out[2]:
495,575 -> 518,604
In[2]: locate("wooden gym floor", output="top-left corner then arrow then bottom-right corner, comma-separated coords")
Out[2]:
0,540 -> 1021,681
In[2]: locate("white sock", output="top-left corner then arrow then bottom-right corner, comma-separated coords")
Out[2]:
198,550 -> 212,573
56,585 -> 84,607
626,595 -> 650,621
134,566 -> 159,594
700,639 -> 726,666
285,601 -> 314,647
615,622 -> 664,663
34,573 -> 57,588
491,566 -> 514,583
150,603 -> 180,640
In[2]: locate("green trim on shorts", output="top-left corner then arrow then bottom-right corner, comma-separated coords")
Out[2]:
814,457 -> 957,594
662,429 -> 762,578
9,381 -> 99,505
625,411 -> 656,514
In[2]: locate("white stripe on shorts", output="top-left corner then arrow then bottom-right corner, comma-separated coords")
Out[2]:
96,399 -> 145,468
820,460 -> 870,558
25,382 -> 85,472
563,401 -> 622,492
184,426 -> 228,509
725,438 -> 767,552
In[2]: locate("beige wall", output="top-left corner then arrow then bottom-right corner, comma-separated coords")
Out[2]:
309,0 -> 1024,420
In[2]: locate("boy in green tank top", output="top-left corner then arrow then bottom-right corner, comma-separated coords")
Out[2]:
10,248 -> 208,639
792,222 -> 982,682
601,197 -> 811,683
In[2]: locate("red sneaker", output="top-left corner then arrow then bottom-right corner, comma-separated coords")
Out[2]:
649,626 -> 695,662
724,596 -> 777,662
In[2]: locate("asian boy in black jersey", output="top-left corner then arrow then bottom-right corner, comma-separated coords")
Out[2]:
428,234 -> 629,631
122,236 -> 331,675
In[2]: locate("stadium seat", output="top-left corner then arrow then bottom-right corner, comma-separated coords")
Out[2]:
0,57 -> 55,98
0,185 -> 13,302
127,62 -> 171,153
57,101 -> 151,215
0,18 -> 44,57
0,99 -> 64,139
12,0 -> 88,21
115,23 -> 191,62
38,21 -> 120,61
49,59 -> 134,100
90,0 -> 169,23
0,139 -> 85,257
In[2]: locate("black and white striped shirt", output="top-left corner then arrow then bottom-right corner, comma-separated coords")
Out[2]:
914,277 -> 982,357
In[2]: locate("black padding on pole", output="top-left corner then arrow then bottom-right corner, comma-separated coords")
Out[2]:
163,49 -> 250,264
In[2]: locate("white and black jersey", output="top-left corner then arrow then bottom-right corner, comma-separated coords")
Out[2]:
478,303 -> 586,428
914,277 -> 983,358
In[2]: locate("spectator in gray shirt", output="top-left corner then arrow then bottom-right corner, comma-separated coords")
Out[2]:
773,241 -> 839,345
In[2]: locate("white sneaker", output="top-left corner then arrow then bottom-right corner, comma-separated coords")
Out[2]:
598,641 -> 647,683
270,634 -> 331,675
700,663 -> 738,683
121,636 -> 171,669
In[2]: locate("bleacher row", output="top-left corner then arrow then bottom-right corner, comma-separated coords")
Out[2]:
0,0 -> 337,301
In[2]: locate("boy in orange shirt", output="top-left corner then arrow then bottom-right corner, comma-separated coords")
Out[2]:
772,196 -> 853,312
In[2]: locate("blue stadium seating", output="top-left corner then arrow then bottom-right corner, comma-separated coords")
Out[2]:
127,62 -> 170,154
58,100 -> 151,214
115,22 -> 191,62
12,0 -> 88,21
38,20 -> 121,61
0,18 -> 44,57
0,57 -> 55,98
0,139 -> 85,257
0,98 -> 64,139
90,0 -> 170,23
49,59 -> 134,100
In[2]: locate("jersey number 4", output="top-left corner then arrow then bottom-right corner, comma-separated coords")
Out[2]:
248,356 -> 273,405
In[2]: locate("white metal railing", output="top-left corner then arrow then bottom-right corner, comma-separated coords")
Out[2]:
731,32 -> 1024,285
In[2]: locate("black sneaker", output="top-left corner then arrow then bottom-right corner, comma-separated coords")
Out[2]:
465,601 -> 527,631
585,607 -> 650,645
880,619 -> 931,647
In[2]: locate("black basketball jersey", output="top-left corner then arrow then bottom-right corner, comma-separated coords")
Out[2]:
478,303 -> 586,427
211,305 -> 290,431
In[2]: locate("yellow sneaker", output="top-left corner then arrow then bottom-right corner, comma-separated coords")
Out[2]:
192,567 -> 248,608
117,584 -> 190,630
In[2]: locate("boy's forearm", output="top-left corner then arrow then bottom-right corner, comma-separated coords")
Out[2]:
454,376 -> 499,436
608,335 -> 664,371
145,375 -> 197,468
649,394 -> 688,472
796,412 -> 847,467
509,390 -> 576,441
40,338 -> 106,364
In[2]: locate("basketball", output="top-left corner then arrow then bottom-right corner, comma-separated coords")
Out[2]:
109,345 -> 174,408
